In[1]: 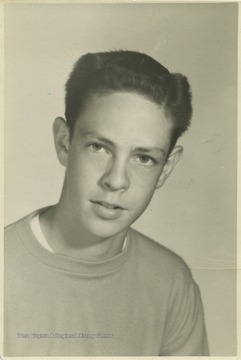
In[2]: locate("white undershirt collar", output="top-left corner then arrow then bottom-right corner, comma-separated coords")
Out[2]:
30,213 -> 127,254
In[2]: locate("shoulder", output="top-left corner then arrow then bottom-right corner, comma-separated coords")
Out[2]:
5,216 -> 25,238
5,212 -> 33,235
4,212 -> 35,253
4,207 -> 49,246
5,206 -> 51,235
129,227 -> 193,282
130,227 -> 190,269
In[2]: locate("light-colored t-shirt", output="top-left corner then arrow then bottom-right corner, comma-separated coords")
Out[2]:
4,208 -> 209,356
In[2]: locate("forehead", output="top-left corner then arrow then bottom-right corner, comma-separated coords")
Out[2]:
74,91 -> 173,149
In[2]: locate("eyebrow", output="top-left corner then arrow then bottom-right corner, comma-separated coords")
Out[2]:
82,131 -> 115,148
81,131 -> 166,157
134,147 -> 166,157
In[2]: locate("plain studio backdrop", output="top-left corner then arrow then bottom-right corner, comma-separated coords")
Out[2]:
4,3 -> 237,356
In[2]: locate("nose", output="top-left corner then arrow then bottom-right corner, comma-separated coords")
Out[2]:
100,157 -> 130,192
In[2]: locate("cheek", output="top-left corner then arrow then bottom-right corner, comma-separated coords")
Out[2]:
129,173 -> 159,211
130,165 -> 162,190
127,185 -> 156,223
67,154 -> 106,189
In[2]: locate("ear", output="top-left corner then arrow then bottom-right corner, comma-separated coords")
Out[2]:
53,117 -> 70,167
156,145 -> 183,189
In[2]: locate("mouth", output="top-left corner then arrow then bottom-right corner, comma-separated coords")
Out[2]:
90,200 -> 125,220
91,201 -> 124,210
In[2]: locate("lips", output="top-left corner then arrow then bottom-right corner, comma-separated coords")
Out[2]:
90,200 -> 125,220
93,201 -> 123,210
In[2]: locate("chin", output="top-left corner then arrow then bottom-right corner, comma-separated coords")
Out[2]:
87,220 -> 129,239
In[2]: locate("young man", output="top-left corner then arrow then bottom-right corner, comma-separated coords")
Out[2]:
4,50 -> 209,356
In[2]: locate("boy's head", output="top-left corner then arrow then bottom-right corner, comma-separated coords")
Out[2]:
53,50 -> 193,238
65,50 -> 192,153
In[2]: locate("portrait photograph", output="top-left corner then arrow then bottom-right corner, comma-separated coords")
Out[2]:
3,2 -> 238,357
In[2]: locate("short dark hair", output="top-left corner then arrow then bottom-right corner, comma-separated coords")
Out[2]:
65,50 -> 192,152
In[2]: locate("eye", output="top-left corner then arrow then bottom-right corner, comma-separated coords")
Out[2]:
136,155 -> 155,166
89,143 -> 106,153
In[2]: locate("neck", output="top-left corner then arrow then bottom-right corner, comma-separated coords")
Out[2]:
39,203 -> 128,261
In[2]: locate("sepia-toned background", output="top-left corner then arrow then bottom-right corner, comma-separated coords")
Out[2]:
4,3 -> 237,355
